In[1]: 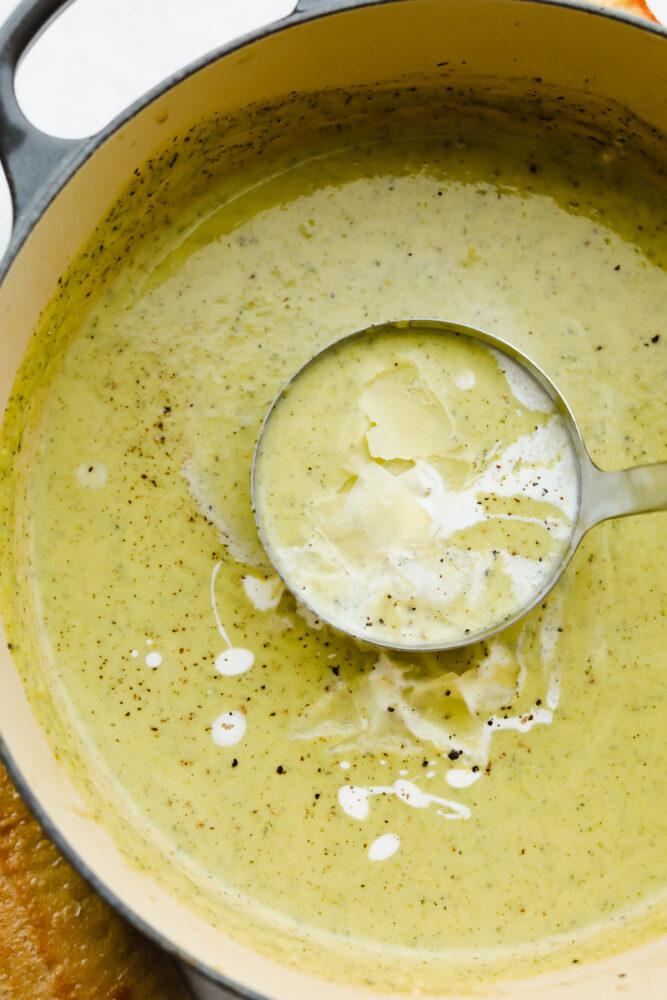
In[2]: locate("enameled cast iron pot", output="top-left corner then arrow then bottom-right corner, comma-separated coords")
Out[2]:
0,1 -> 665,997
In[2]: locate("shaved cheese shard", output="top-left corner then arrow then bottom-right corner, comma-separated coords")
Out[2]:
292,681 -> 365,741
242,574 -> 285,611
361,362 -> 456,460
291,607 -> 563,768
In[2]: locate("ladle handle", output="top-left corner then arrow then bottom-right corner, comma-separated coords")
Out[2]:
580,459 -> 667,533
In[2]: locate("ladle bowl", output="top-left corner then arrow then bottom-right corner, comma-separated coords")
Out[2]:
252,319 -> 667,651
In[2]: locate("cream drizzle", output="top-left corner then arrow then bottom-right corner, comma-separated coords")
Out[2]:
446,768 -> 482,789
211,710 -> 247,747
338,779 -> 470,822
241,574 -> 284,611
368,833 -> 401,861
211,561 -> 255,675
76,462 -> 107,489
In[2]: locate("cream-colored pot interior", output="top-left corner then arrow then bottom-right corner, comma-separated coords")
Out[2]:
0,1 -> 665,997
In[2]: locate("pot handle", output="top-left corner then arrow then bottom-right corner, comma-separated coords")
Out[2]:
0,0 -> 85,229
293,0 -> 343,11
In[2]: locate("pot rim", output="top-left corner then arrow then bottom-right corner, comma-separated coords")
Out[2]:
0,0 -> 665,282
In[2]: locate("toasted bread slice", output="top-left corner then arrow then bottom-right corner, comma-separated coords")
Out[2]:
0,764 -> 190,1000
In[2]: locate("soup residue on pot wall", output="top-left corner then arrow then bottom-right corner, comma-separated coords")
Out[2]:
0,85 -> 666,991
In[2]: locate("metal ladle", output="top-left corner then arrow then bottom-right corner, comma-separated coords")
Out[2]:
252,319 -> 666,651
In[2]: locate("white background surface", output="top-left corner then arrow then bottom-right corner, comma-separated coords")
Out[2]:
0,0 -> 664,997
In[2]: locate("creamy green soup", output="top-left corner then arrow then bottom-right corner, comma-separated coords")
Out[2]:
254,323 -> 578,648
1,92 -> 666,992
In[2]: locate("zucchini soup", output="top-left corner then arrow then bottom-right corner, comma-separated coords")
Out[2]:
252,323 -> 580,649
1,87 -> 665,992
